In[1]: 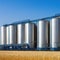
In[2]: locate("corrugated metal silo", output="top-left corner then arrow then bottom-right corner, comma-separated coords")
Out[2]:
24,23 -> 35,48
6,24 -> 17,44
37,20 -> 49,50
0,25 -> 6,45
17,24 -> 25,45
50,17 -> 60,50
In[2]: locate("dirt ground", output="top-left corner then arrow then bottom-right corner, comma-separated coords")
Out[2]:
0,51 -> 60,60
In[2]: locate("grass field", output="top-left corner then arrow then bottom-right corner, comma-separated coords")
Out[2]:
0,51 -> 60,60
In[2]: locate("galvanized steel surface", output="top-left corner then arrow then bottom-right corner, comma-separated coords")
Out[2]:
50,17 -> 60,48
25,23 -> 35,48
0,26 -> 6,45
37,20 -> 49,48
17,24 -> 25,44
6,25 -> 17,44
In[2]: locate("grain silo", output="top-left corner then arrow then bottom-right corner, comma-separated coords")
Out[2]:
24,22 -> 36,48
37,20 -> 49,50
50,17 -> 60,50
6,24 -> 17,45
0,25 -> 6,45
17,23 -> 25,45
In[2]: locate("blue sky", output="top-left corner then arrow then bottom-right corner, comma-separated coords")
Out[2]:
0,0 -> 60,26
